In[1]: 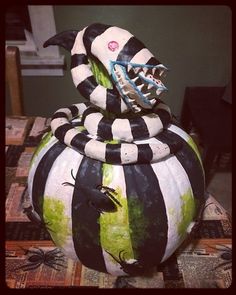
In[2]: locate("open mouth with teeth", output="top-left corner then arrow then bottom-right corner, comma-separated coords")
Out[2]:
110,61 -> 168,112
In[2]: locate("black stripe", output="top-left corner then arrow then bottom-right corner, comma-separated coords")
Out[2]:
71,157 -> 107,272
71,54 -> 88,69
156,128 -> 205,205
129,117 -> 149,139
155,109 -> 171,128
123,164 -> 168,268
32,142 -> 66,218
105,144 -> 121,164
77,76 -> 97,99
137,144 -> 153,163
51,112 -> 68,120
116,37 -> 146,63
106,88 -> 122,114
68,105 -> 80,118
54,124 -> 74,143
81,106 -> 99,125
70,133 -> 91,154
97,117 -> 114,140
146,57 -> 161,66
83,23 -> 112,56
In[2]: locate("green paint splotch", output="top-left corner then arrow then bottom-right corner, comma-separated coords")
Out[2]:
99,186 -> 134,263
102,163 -> 114,187
187,136 -> 203,165
89,57 -> 112,89
127,197 -> 149,255
30,131 -> 53,168
178,189 -> 196,238
100,161 -> 134,262
43,197 -> 71,247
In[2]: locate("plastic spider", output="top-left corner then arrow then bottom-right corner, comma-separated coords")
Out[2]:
62,169 -> 122,214
106,250 -> 147,276
213,244 -> 232,271
15,247 -> 66,272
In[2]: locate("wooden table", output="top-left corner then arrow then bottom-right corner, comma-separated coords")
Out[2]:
5,116 -> 232,288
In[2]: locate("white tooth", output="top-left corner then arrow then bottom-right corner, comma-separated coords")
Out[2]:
132,77 -> 139,83
144,92 -> 151,97
127,98 -> 135,103
134,67 -> 141,73
159,69 -> 165,77
156,89 -> 162,95
147,83 -> 153,90
143,67 -> 148,74
137,84 -> 144,91
152,68 -> 156,75
127,64 -> 132,72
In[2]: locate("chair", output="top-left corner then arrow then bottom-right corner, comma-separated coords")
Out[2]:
5,46 -> 24,116
180,86 -> 232,186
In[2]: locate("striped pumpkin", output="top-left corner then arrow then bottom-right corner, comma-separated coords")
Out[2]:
28,118 -> 205,276
27,23 -> 205,276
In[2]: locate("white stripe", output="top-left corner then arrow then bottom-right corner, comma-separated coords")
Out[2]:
71,64 -> 93,87
112,119 -> 133,142
84,112 -> 103,136
73,103 -> 88,116
151,159 -> 183,262
120,97 -> 129,112
90,85 -> 107,110
54,107 -> 74,120
130,48 -> 154,65
44,147 -> 84,261
157,156 -> 193,262
142,114 -> 163,138
64,128 -> 80,146
91,26 -> 133,73
120,143 -> 138,164
148,138 -> 170,161
71,27 -> 87,55
51,118 -> 69,134
84,139 -> 106,162
168,124 -> 189,142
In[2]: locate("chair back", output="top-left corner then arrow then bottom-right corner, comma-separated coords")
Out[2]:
5,46 -> 24,116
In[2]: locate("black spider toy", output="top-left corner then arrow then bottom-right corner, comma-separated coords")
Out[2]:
62,169 -> 122,214
15,247 -> 66,272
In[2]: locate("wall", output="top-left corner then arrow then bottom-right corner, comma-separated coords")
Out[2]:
6,5 -> 232,117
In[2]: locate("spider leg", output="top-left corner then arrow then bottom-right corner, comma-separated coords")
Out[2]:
97,185 -> 117,195
70,169 -> 76,181
105,250 -> 120,263
44,261 -> 66,270
213,261 -> 231,271
30,247 -> 44,256
104,191 -> 122,207
15,262 -> 42,272
19,246 -> 44,257
46,248 -> 63,255
217,244 -> 232,251
62,181 -> 75,188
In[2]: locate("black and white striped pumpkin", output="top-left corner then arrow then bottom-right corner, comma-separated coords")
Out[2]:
27,23 -> 205,276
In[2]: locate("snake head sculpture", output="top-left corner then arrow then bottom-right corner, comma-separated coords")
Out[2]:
44,23 -> 168,114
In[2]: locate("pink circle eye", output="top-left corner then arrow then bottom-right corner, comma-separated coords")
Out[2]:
108,41 -> 119,51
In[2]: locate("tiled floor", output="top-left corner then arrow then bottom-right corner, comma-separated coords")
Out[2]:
207,172 -> 232,216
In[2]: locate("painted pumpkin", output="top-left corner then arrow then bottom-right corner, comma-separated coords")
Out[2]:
27,23 -> 205,276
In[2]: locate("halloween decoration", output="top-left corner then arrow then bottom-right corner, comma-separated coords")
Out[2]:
15,247 -> 66,272
27,23 -> 205,276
